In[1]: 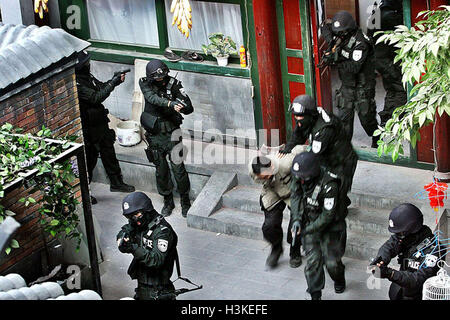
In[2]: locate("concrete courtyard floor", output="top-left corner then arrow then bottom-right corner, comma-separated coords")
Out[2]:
92,182 -> 390,301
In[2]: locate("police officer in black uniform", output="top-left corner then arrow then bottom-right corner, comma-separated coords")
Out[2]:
75,51 -> 135,202
117,192 -> 178,300
139,60 -> 193,217
280,94 -> 358,212
321,11 -> 379,146
290,152 -> 347,300
370,203 -> 443,300
367,0 -> 407,127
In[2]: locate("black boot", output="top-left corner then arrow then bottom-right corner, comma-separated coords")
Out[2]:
334,280 -> 346,294
306,291 -> 321,300
289,246 -> 302,268
180,194 -> 191,218
90,196 -> 98,205
110,175 -> 135,193
161,195 -> 175,217
265,244 -> 283,269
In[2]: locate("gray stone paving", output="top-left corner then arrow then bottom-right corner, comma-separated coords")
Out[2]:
91,182 -> 390,300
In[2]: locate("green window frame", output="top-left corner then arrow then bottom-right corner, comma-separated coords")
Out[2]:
59,0 -> 251,78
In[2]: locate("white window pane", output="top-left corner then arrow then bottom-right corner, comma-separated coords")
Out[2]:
165,1 -> 244,51
87,0 -> 159,46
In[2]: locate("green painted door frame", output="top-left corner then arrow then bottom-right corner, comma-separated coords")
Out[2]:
275,0 -> 315,140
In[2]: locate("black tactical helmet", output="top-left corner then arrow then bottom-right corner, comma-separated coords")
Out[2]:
75,50 -> 91,72
388,203 -> 423,234
289,95 -> 318,117
146,59 -> 169,80
331,11 -> 357,35
122,192 -> 154,216
291,152 -> 321,181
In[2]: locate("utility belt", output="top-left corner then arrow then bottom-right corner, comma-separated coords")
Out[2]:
159,120 -> 179,134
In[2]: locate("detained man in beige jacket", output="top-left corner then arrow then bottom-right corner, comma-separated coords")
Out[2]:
249,145 -> 307,269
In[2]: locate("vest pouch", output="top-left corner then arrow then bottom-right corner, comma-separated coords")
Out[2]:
140,112 -> 160,135
306,206 -> 320,222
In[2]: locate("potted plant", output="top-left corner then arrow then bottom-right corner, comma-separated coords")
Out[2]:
202,32 -> 238,66
374,6 -> 450,179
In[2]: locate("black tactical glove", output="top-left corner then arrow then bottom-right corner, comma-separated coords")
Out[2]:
110,74 -> 123,87
169,101 -> 178,109
118,238 -> 137,254
369,256 -> 383,266
372,265 -> 395,279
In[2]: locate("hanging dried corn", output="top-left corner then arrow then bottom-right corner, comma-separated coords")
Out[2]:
170,0 -> 192,38
34,0 -> 49,19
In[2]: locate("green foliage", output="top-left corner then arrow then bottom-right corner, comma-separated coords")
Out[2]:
373,6 -> 450,163
201,32 -> 238,58
0,123 -> 82,255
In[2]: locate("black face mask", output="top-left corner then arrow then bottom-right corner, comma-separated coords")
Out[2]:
301,176 -> 318,192
129,211 -> 154,230
297,114 -> 315,132
395,231 -> 421,247
395,232 -> 407,240
154,75 -> 169,87
336,29 -> 355,41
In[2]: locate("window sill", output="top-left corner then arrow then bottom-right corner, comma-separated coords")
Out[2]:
87,47 -> 251,79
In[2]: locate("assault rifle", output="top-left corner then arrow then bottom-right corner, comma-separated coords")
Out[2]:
155,285 -> 203,300
317,37 -> 343,69
153,251 -> 203,300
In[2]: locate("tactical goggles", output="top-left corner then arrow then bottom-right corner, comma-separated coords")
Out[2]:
289,102 -> 306,114
149,68 -> 168,80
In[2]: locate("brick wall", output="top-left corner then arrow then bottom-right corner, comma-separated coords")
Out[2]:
325,0 -> 356,19
0,65 -> 83,275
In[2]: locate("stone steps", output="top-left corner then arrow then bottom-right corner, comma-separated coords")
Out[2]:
189,175 -> 417,261
222,184 -> 424,213
188,179 -> 448,261
190,203 -> 388,261
222,185 -> 393,235
96,141 -> 446,264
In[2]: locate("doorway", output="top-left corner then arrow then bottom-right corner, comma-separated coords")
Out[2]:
313,0 -> 413,158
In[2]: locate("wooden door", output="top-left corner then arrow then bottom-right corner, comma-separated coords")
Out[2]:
276,0 -> 315,139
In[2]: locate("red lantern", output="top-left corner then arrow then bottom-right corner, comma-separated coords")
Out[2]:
424,181 -> 448,211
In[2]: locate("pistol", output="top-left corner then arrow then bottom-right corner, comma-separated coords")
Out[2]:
114,69 -> 131,76
175,98 -> 187,108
